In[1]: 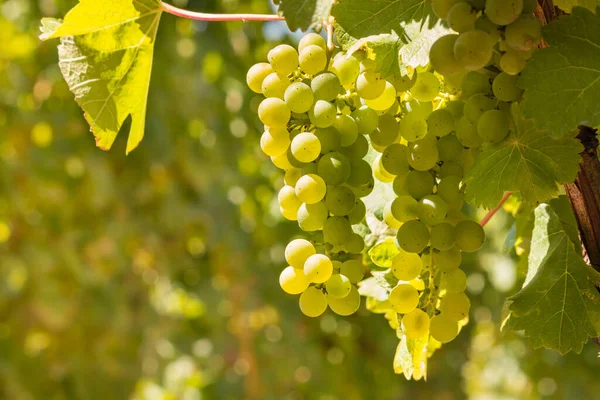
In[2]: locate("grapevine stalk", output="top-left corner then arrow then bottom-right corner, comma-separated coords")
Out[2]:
480,192 -> 512,227
161,2 -> 284,21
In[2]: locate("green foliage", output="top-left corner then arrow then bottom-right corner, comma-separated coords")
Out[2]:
464,107 -> 583,208
554,0 -> 600,12
40,0 -> 163,154
504,200 -> 600,354
521,7 -> 600,137
346,32 -> 404,78
278,0 -> 333,31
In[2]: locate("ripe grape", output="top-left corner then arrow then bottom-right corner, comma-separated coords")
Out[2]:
278,185 -> 302,220
455,220 -> 486,252
352,106 -> 379,135
284,82 -> 314,113
271,152 -> 293,170
430,314 -> 460,343
434,247 -> 462,271
299,33 -> 326,52
325,186 -> 356,216
391,195 -> 419,223
333,115 -> 359,146
262,72 -> 290,98
388,284 -> 420,314
356,71 -> 386,100
485,0 -> 523,26
402,308 -> 430,339
348,199 -> 366,224
381,143 -> 409,175
437,175 -> 463,204
448,2 -> 477,33
438,292 -> 471,320
247,62 -> 274,94
439,161 -> 464,178
430,34 -> 464,77
418,195 -> 449,226
492,72 -> 523,102
314,127 -> 341,153
260,127 -> 290,157
427,108 -> 456,137
411,72 -> 441,102
295,173 -> 326,204
297,201 -> 328,231
299,286 -> 328,317
285,238 -> 316,268
399,112 -> 428,142
432,0 -> 462,19
323,216 -> 354,250
325,273 -> 352,299
440,269 -> 467,293
346,159 -> 372,187
340,259 -> 364,284
430,223 -> 456,251
406,170 -> 434,199
392,250 -> 423,281
500,50 -> 527,75
258,98 -> 291,127
371,115 -> 400,147
317,151 -> 351,185
464,93 -> 498,122
460,71 -> 491,98
366,81 -> 397,111
477,110 -> 510,142
280,266 -> 310,294
437,134 -> 464,162
309,100 -> 337,128
408,134 -> 439,171
328,286 -> 361,315
312,72 -> 342,102
397,220 -> 430,253
331,55 -> 360,88
284,167 -> 302,186
304,254 -> 333,283
454,30 -> 494,71
455,116 -> 483,148
291,132 -> 321,163
268,44 -> 299,76
299,44 -> 327,75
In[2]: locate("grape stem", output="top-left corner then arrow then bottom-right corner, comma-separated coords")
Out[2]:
480,192 -> 512,227
161,2 -> 284,21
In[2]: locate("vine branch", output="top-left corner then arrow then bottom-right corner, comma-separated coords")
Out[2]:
161,2 -> 284,21
480,192 -> 512,227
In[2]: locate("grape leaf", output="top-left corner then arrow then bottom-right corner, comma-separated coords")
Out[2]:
464,108 -> 582,209
553,0 -> 600,12
393,334 -> 429,380
397,17 -> 452,74
520,7 -> 600,137
346,32 -> 403,78
39,0 -> 163,154
368,238 -> 399,268
503,202 -> 600,354
278,0 -> 333,31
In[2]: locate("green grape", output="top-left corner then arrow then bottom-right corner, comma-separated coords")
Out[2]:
429,34 -> 464,77
485,0 -> 523,26
522,0 -> 537,12
427,109 -> 456,137
371,115 -> 400,147
474,15 -> 501,43
434,246 -> 462,271
348,199 -> 366,224
391,195 -> 419,222
271,152 -> 293,170
405,99 -> 434,119
333,115 -> 359,146
439,161 -> 464,178
291,132 -> 321,163
347,159 -> 372,187
432,0 -> 461,19
430,314 -> 460,343
477,110 -> 510,142
399,112 -> 428,142
437,134 -> 464,162
393,171 -> 409,196
402,309 -> 430,339
284,167 -> 302,186
384,200 -> 402,229
260,127 -> 290,157
500,50 -> 527,75
466,0 -> 485,9
317,152 -> 351,185
430,223 -> 456,251
392,250 -> 423,281
455,220 -> 486,252
323,216 -> 354,251
302,162 -> 318,175
408,134 -> 439,171
325,186 -> 356,216
278,185 -> 302,220
286,147 -> 307,168
437,175 -> 463,204
325,274 -> 352,299
382,143 -> 409,175
328,286 -> 361,316
331,55 -> 360,88
295,173 -> 327,204
351,105 -> 379,135
464,93 -> 498,122
346,233 -> 365,254
299,44 -> 327,75
397,220 -> 430,253
446,100 -> 465,118
373,156 -> 396,183
311,72 -> 342,102
411,72 -> 441,102
279,266 -> 310,294
258,98 -> 291,127
356,71 -> 386,100
299,33 -> 326,52
268,44 -> 299,76
406,170 -> 434,200
460,71 -> 491,98
391,74 -> 416,92
366,81 -> 397,111
247,62 -> 274,94
298,201 -> 328,231
455,116 -> 483,148
261,72 -> 290,98
309,100 -> 337,128
284,82 -> 314,113
388,284 -> 420,314
448,2 -> 477,33
440,268 -> 467,293
340,260 -> 364,283
304,254 -> 333,283
285,238 -> 317,268
299,286 -> 328,317
418,195 -> 448,226
314,127 -> 341,154
351,177 -> 375,198
438,292 -> 470,320
492,72 -> 523,102
454,30 -> 494,71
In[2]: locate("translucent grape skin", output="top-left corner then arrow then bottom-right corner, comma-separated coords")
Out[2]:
430,223 -> 456,251
434,246 -> 462,271
454,30 -> 494,71
356,71 -> 386,100
260,127 -> 290,157
258,98 -> 291,127
285,238 -> 316,268
340,260 -> 364,284
352,106 -> 379,135
325,273 -> 352,299
411,72 -> 441,102
309,100 -> 337,128
492,72 -> 523,102
317,151 -> 351,185
402,308 -> 430,339
447,2 -> 477,33
418,195 -> 449,226
247,62 -> 274,94
311,72 -> 342,102
438,292 -> 470,320
299,45 -> 327,75
284,82 -> 314,113
328,286 -> 361,316
262,72 -> 290,99
477,110 -> 510,143
427,109 -> 455,137
437,134 -> 464,162
366,81 -> 397,111
388,284 -> 420,314
268,44 -> 299,76
505,15 -> 542,51
391,195 -> 419,222
432,0 -> 462,19
430,313 -> 460,343
280,266 -> 310,294
333,115 -> 359,147
299,286 -> 328,317
325,186 -> 356,216
278,185 -> 302,220
455,220 -> 486,252
291,132 -> 321,163
331,55 -> 360,88
485,0 -> 524,26
392,250 -> 423,281
304,254 -> 333,283
297,201 -> 328,231
399,112 -> 428,142
440,268 -> 468,293
295,173 -> 327,204
406,170 -> 434,200
397,220 -> 430,253
382,143 -> 409,175
298,33 -> 326,52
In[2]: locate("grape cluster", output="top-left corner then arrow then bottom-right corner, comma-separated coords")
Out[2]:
247,33 -> 401,317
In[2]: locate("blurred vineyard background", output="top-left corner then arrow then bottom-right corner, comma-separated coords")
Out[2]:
0,0 -> 598,399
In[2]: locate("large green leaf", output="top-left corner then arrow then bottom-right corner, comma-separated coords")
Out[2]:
521,7 -> 600,137
40,0 -> 163,154
504,202 -> 600,354
464,107 -> 582,209
393,334 -> 429,380
554,0 -> 600,12
278,0 -> 333,31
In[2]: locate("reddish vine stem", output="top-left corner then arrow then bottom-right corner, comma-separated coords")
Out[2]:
480,192 -> 512,227
161,2 -> 284,21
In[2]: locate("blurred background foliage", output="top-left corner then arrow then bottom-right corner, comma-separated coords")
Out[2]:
0,0 -> 598,399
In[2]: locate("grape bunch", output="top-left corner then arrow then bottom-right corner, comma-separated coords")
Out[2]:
247,33 -> 402,317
